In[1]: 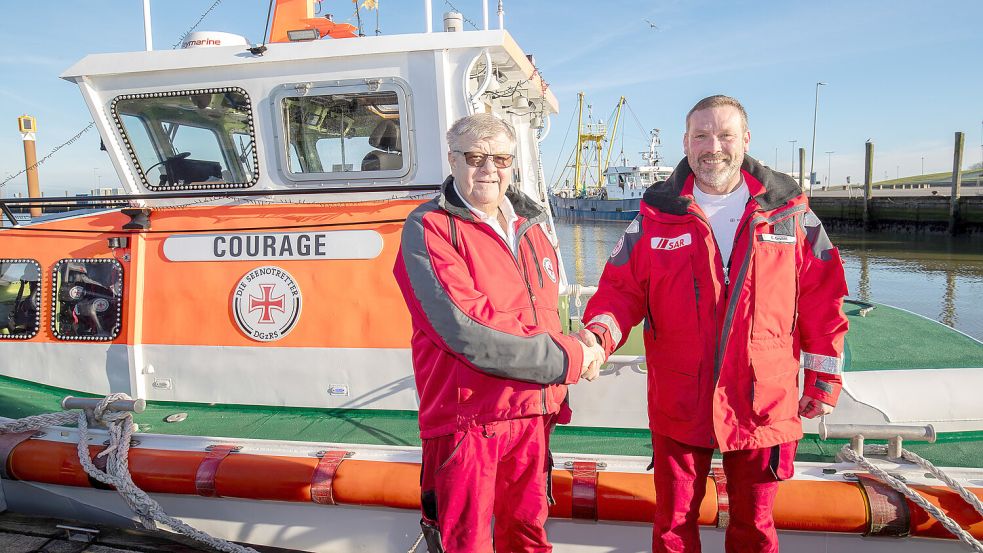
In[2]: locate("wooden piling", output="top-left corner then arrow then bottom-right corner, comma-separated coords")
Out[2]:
863,141 -> 873,230
949,132 -> 964,235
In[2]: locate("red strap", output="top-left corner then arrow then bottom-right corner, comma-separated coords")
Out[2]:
571,461 -> 598,520
311,450 -> 350,505
0,431 -> 35,480
195,444 -> 239,497
87,449 -> 114,490
712,466 -> 729,528
857,474 -> 911,536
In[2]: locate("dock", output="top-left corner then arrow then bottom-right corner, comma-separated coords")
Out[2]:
0,511 -> 294,553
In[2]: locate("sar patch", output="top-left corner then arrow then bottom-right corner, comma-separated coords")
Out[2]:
651,233 -> 692,251
542,257 -> 557,283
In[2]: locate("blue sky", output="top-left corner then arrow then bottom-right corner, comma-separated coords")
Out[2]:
1,0 -> 981,196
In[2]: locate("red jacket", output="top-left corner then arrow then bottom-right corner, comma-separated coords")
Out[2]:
394,177 -> 583,439
584,156 -> 849,452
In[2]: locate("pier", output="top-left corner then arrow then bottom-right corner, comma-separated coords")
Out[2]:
808,169 -> 983,233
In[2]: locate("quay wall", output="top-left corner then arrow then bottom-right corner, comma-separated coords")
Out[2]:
810,196 -> 983,233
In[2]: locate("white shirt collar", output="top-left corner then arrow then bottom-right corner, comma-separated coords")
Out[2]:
453,181 -> 519,250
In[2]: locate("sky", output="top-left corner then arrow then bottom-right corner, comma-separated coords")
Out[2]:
1,0 -> 981,197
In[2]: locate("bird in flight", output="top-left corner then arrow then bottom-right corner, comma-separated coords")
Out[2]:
645,19 -> 659,29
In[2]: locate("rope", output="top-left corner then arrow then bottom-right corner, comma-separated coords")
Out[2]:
0,123 -> 95,190
407,531 -> 425,552
839,444 -> 983,552
0,395 -> 258,553
864,444 -> 983,518
172,0 -> 225,49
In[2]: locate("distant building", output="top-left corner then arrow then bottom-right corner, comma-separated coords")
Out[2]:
90,187 -> 125,196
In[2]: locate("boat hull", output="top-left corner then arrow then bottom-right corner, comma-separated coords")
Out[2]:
549,195 -> 640,221
2,478 -> 976,553
2,427 -> 982,552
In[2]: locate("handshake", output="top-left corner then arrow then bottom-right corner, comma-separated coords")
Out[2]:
574,329 -> 606,382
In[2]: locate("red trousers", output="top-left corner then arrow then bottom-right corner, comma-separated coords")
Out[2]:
421,415 -> 553,553
652,434 -> 797,553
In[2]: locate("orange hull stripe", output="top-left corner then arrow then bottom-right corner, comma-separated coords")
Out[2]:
9,439 -> 983,538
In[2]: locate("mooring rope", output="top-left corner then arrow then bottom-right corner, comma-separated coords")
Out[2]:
840,444 -> 983,552
0,395 -> 258,553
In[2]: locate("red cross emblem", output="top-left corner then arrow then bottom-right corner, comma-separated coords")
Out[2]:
248,284 -> 285,324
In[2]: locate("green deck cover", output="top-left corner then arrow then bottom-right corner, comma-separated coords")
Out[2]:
1,300 -> 980,468
1,373 -> 981,468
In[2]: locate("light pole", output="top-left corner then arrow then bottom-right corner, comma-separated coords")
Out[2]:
825,151 -> 834,190
789,139 -> 797,175
921,156 -> 925,176
808,82 -> 827,197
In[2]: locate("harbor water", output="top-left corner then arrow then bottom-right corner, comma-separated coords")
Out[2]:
556,221 -> 983,341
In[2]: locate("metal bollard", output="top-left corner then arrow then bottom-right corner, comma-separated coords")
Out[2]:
819,421 -> 935,462
62,396 -> 146,429
62,396 -> 146,413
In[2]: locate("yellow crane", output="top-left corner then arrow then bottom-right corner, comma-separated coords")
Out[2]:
571,93 -> 624,197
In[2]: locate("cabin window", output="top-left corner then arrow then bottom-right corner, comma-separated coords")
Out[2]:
275,79 -> 412,183
51,259 -> 123,341
0,260 -> 41,340
112,87 -> 258,190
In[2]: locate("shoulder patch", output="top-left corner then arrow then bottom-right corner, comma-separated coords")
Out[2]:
608,216 -> 644,266
542,257 -> 557,283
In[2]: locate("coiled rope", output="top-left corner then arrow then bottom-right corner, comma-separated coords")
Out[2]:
0,394 -> 257,553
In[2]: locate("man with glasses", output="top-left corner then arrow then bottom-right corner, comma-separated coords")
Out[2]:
394,113 -> 603,552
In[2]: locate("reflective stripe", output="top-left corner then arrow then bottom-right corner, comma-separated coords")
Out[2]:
586,314 -> 622,346
401,203 -> 570,384
801,351 -> 843,375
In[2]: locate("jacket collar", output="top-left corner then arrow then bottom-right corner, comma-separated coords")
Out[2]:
437,175 -> 547,224
642,155 -> 802,216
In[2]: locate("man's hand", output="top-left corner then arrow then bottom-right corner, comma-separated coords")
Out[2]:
575,329 -> 606,382
798,396 -> 834,419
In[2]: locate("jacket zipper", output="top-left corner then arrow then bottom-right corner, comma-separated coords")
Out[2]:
524,234 -> 544,288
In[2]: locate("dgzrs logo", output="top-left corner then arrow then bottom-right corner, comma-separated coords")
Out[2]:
232,266 -> 303,342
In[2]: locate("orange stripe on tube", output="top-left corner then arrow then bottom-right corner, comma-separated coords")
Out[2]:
907,486 -> 983,539
773,480 -> 869,533
8,439 -> 983,542
549,471 -> 717,525
331,460 -> 422,510
8,441 -> 98,487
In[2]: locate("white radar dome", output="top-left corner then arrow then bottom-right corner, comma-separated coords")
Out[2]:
181,31 -> 249,49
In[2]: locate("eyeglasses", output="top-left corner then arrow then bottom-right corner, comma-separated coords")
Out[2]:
453,151 -> 515,168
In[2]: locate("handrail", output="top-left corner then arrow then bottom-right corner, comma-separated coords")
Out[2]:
0,184 -> 441,226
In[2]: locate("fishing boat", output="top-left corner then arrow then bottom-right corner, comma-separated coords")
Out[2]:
1,2 -> 982,552
549,94 -> 673,222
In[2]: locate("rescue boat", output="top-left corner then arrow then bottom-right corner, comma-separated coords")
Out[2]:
1,2 -> 981,551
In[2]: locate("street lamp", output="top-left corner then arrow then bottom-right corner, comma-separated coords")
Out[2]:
789,139 -> 797,175
809,81 -> 827,197
825,151 -> 834,190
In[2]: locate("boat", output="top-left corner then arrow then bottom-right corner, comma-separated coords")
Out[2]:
1,2 -> 982,551
548,94 -> 673,221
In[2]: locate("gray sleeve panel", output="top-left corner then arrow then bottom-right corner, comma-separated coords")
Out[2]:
608,215 -> 644,267
799,210 -> 835,261
400,205 -> 571,385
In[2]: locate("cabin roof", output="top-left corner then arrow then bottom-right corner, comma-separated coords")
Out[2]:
61,29 -> 558,112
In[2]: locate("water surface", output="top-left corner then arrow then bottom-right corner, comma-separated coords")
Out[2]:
555,220 -> 983,340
